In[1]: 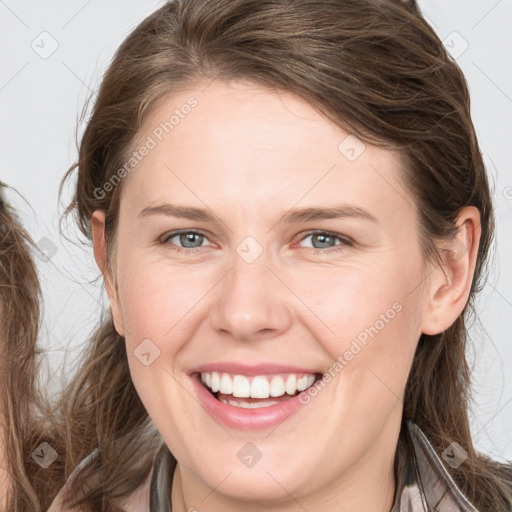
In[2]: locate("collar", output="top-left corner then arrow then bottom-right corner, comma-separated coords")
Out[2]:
393,420 -> 479,511
149,420 -> 480,512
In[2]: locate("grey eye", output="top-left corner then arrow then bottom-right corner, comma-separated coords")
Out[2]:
163,231 -> 207,249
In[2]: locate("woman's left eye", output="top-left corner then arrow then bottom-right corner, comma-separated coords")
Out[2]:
295,230 -> 353,253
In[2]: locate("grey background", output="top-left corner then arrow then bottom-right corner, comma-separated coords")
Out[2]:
1,1 -> 511,460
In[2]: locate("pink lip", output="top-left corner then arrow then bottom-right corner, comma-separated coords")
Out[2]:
189,362 -> 321,376
190,373 -> 316,431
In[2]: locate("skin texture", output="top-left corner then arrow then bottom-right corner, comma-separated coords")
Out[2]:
92,79 -> 481,512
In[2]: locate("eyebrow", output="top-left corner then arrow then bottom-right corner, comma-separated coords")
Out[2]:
280,205 -> 378,224
138,203 -> 378,225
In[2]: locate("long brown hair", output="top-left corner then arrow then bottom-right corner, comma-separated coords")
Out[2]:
0,183 -> 44,511
33,0 -> 512,509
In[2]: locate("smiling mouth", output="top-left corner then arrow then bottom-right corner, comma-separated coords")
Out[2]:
197,371 -> 323,409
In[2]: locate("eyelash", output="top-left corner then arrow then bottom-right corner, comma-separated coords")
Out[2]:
159,229 -> 353,255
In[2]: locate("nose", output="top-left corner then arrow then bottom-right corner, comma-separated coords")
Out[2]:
208,248 -> 293,343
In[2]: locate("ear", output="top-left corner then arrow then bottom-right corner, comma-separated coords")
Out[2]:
421,206 -> 482,336
91,210 -> 125,337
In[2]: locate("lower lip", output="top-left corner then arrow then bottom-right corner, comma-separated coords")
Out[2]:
190,373 -> 313,431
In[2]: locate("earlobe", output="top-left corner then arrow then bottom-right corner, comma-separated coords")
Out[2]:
90,210 -> 125,337
421,206 -> 481,336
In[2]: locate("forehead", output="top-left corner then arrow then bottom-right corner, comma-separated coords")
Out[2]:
120,80 -> 415,226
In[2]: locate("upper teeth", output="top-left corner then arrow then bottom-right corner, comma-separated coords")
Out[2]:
200,372 -> 317,399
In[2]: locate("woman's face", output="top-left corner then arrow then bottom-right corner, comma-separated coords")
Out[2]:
95,80 -> 435,508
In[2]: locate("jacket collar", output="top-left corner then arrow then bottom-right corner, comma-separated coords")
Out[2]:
149,420 -> 480,512
392,420 -> 479,511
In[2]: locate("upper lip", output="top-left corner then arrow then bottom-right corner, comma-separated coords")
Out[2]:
189,362 -> 323,376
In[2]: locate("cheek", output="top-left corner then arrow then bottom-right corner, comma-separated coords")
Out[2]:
295,261 -> 423,404
288,255 -> 421,342
116,258 -> 214,346
117,262 -> 197,425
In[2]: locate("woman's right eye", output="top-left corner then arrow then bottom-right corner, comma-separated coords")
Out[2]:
160,230 -> 213,252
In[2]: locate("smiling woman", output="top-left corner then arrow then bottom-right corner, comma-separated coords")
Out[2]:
31,0 -> 512,511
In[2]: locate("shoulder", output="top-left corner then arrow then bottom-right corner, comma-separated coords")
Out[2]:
115,476 -> 152,512
47,450 -> 97,512
47,488 -> 87,512
47,460 -> 153,512
48,478 -> 151,512
48,481 -> 152,512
